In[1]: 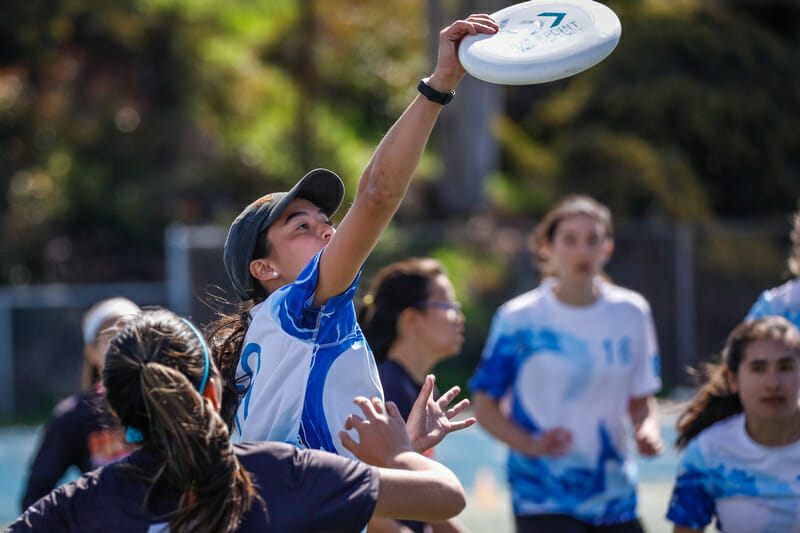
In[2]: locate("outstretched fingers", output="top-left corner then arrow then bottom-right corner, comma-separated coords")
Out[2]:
445,398 -> 470,419
447,417 -> 476,432
437,385 -> 462,410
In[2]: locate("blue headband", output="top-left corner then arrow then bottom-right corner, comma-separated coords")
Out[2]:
126,318 -> 211,444
181,318 -> 211,395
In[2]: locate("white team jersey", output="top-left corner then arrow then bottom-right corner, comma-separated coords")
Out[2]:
747,279 -> 800,330
233,250 -> 384,460
667,413 -> 800,533
470,278 -> 661,525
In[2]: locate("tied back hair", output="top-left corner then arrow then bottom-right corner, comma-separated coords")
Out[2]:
675,316 -> 800,449
530,195 -> 613,278
104,309 -> 261,533
358,258 -> 445,362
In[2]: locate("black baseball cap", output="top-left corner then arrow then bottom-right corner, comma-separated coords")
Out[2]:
223,168 -> 345,301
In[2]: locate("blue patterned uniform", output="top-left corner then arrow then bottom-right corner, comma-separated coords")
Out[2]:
746,279 -> 800,330
470,279 -> 661,525
234,250 -> 384,459
667,413 -> 800,532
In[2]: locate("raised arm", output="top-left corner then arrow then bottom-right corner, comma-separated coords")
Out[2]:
313,15 -> 498,306
339,397 -> 466,523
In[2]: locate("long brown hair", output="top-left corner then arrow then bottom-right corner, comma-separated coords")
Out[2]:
207,299 -> 260,429
104,309 -> 261,532
358,258 -> 446,362
675,316 -> 800,449
530,195 -> 613,277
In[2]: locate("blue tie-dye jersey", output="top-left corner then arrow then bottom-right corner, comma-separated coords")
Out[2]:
746,279 -> 800,330
667,413 -> 800,533
470,279 -> 661,525
234,249 -> 384,460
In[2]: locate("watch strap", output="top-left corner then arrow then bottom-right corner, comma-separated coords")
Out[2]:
417,77 -> 455,105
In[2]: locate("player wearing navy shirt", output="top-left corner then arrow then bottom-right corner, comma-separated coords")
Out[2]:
11,310 -> 466,532
360,258 -> 472,533
21,297 -> 140,511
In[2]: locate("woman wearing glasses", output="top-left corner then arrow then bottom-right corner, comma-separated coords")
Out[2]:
359,257 -> 472,533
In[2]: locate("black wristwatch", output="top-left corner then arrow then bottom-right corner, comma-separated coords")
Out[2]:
417,77 -> 455,105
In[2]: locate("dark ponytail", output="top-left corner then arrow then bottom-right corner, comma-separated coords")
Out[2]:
359,258 -> 445,361
104,309 -> 261,533
675,316 -> 800,449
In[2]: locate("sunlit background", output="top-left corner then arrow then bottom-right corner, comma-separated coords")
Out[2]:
1,0 -> 799,529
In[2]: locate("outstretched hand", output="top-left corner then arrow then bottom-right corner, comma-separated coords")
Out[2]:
428,14 -> 499,92
407,375 -> 475,454
339,397 -> 414,467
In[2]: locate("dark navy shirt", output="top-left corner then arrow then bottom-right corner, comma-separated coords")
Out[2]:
11,441 -> 379,532
21,388 -> 128,511
377,359 -> 440,533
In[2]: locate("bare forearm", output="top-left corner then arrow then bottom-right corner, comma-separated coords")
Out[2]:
473,393 -> 535,455
373,451 -> 465,523
356,93 -> 449,215
629,395 -> 657,427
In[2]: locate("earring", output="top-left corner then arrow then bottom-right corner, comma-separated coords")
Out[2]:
273,272 -> 278,277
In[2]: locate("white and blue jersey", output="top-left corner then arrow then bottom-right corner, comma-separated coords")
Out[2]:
470,279 -> 661,525
234,250 -> 384,459
667,413 -> 800,533
746,279 -> 800,330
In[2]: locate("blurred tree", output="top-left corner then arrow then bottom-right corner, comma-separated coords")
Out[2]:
491,0 -> 800,220
2,0 -> 800,287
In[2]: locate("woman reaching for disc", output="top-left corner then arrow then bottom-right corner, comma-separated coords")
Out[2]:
10,309 -> 466,532
209,15 -> 497,460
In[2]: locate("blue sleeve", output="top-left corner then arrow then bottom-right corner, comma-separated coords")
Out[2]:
277,248 -> 362,337
469,310 -> 519,399
745,291 -> 771,322
666,441 -> 716,529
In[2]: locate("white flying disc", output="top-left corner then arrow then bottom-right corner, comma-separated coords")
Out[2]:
459,0 -> 621,85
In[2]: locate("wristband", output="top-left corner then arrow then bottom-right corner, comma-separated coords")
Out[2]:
417,77 -> 455,105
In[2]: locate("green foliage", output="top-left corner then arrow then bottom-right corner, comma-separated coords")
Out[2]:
498,2 -> 800,220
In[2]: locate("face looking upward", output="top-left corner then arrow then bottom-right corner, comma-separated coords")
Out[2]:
732,338 -> 800,424
250,198 -> 335,287
544,214 -> 612,285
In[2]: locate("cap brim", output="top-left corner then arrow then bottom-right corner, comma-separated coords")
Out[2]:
289,169 -> 345,219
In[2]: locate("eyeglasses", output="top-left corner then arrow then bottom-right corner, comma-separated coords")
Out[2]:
417,300 -> 462,312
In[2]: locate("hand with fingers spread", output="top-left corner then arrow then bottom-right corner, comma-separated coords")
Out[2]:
406,375 -> 475,454
339,397 -> 414,467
